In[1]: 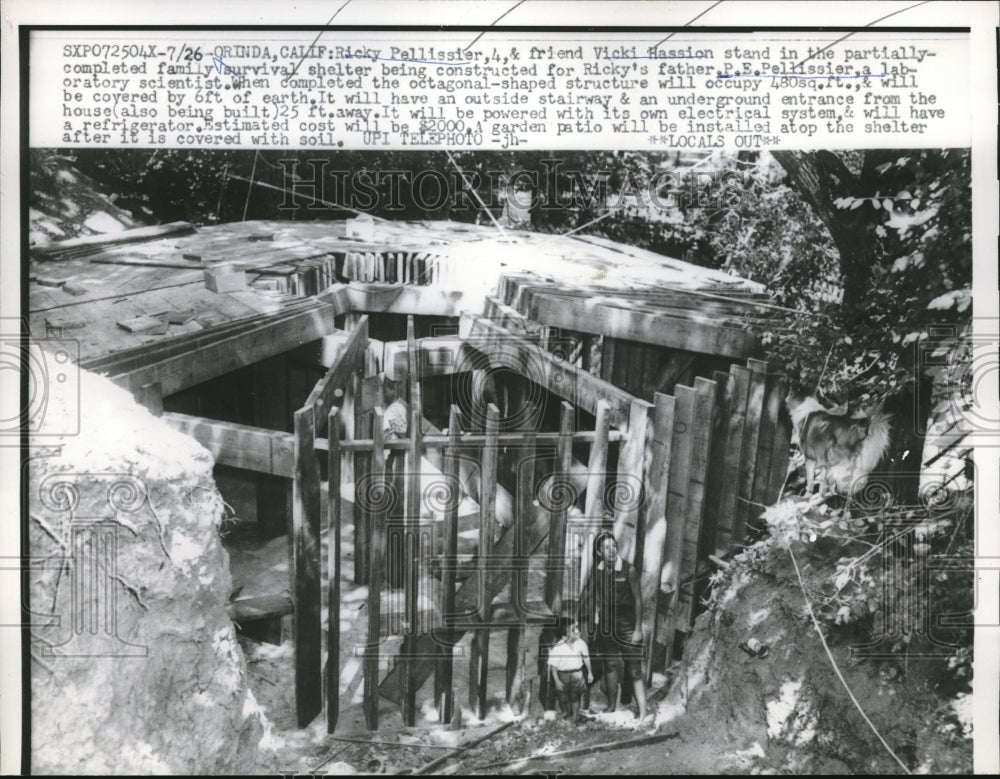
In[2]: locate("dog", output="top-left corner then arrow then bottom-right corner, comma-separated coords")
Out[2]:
786,394 -> 891,495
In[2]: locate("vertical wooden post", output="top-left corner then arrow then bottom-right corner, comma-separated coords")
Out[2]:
293,405 -> 323,727
767,377 -> 793,504
640,392 -> 674,682
733,360 -> 767,545
326,407 -> 342,734
614,399 -> 650,563
545,402 -> 575,614
434,405 -> 461,724
136,381 -> 164,416
400,317 -> 422,726
353,371 -> 370,584
714,366 -> 751,553
580,334 -> 592,372
540,401 -> 574,713
677,377 -> 717,631
658,385 -> 694,670
580,399 -> 610,591
600,337 -> 617,383
364,407 -> 386,731
470,403 -> 499,719
749,369 -> 782,536
506,411 -> 536,713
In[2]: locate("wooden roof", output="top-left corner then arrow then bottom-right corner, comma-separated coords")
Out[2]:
29,218 -> 773,367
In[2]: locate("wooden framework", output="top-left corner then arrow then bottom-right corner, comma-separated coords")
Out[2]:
68,220 -> 794,732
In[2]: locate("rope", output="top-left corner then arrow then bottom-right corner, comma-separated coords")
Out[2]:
786,545 -> 912,774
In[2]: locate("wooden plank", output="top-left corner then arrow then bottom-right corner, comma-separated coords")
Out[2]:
293,406 -> 323,727
600,336 -> 617,383
614,399 -> 650,562
527,293 -> 757,360
767,378 -> 793,503
33,220 -> 195,258
544,402 -> 575,614
698,371 -> 735,565
714,366 -> 751,553
507,414 -> 536,713
657,384 -> 695,669
326,408 -> 342,734
459,314 -> 646,430
578,399 -> 610,592
113,300 -> 344,398
161,412 -> 294,477
748,367 -> 781,538
401,317 -> 421,727
733,360 -> 767,545
305,316 -> 369,433
434,405 -> 462,724
677,377 -> 717,630
470,404 -> 499,720
364,407 -> 387,731
353,372 -> 370,585
584,400 -> 611,521
641,393 -> 674,684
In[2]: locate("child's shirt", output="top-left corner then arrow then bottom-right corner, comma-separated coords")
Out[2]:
547,635 -> 590,672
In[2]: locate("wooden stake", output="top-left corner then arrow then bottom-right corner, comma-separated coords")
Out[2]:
364,407 -> 387,731
326,407 -> 342,734
293,405 -> 323,727
470,404 -> 499,720
434,405 -> 462,724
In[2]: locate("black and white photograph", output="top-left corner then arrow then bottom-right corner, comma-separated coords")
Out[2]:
2,2 -> 997,775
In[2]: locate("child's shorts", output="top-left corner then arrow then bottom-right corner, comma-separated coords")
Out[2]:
554,668 -> 587,703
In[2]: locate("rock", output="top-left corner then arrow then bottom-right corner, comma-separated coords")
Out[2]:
28,364 -> 269,774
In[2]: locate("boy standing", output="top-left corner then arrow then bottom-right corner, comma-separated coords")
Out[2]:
547,618 -> 593,720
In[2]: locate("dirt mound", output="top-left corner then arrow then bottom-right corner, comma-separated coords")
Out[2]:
27,362 -> 272,774
654,500 -> 972,774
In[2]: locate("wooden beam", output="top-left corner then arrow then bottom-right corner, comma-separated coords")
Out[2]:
544,402 -> 574,614
733,360 -> 767,545
526,293 -> 757,360
112,301 -> 344,398
699,371 -> 734,564
364,407 -> 387,731
293,405 -> 322,727
657,384 -> 695,670
459,314 -> 647,430
162,412 -> 295,477
434,405 -> 462,724
345,283 -> 466,317
767,379 -> 793,504
640,392 -> 674,684
471,404 -> 499,720
352,371 -> 371,585
714,366 -> 751,553
506,410 -> 536,714
614,399 -> 650,562
326,408 -> 342,734
401,317 -> 421,727
748,367 -> 781,538
305,317 -> 369,434
677,377 -> 717,630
